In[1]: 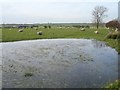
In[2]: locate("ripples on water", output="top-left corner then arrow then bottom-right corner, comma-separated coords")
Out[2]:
1,39 -> 118,88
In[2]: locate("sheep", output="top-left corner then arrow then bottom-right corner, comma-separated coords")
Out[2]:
81,28 -> 85,31
37,31 -> 42,35
94,30 -> 99,34
115,28 -> 120,33
58,27 -> 62,29
34,27 -> 38,30
18,29 -> 23,32
106,27 -> 109,30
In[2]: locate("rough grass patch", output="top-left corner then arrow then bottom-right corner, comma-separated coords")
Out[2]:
24,72 -> 33,77
105,32 -> 120,39
103,80 -> 120,89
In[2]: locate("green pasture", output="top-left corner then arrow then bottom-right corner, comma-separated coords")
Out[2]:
1,27 -> 109,41
1,27 -> 119,53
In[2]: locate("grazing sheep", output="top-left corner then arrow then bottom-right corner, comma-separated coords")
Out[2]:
106,27 -> 109,30
81,28 -> 85,31
18,29 -> 23,32
37,31 -> 42,35
115,28 -> 120,33
34,27 -> 38,30
94,30 -> 99,34
58,27 -> 62,29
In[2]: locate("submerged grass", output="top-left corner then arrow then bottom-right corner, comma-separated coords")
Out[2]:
24,72 -> 33,77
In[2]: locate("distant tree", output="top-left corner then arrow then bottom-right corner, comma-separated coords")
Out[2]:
92,6 -> 108,29
81,25 -> 85,28
73,25 -> 81,28
48,26 -> 51,29
44,26 -> 47,29
86,26 -> 90,28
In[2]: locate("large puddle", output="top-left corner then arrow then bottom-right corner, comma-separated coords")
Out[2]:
1,39 -> 118,88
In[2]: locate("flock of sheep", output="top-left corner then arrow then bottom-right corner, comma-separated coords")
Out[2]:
18,28 -> 43,35
80,27 -> 99,34
17,26 -> 99,35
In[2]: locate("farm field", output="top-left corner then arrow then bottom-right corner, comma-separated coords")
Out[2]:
1,0 -> 119,88
1,27 -> 119,53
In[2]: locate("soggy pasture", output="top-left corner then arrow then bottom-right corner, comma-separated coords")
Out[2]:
2,27 -> 108,42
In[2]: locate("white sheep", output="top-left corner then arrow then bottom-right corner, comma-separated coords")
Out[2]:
81,28 -> 85,31
34,27 -> 38,30
115,28 -> 119,33
59,27 -> 62,29
18,29 -> 23,32
94,30 -> 99,34
37,31 -> 42,35
106,27 -> 109,30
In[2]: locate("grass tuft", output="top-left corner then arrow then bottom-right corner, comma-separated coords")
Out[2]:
24,72 -> 33,77
103,80 -> 120,89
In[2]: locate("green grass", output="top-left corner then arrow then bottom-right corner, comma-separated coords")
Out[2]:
103,80 -> 120,89
1,27 -> 119,53
2,27 -> 107,41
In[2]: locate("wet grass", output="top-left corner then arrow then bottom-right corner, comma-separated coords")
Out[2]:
1,27 -> 108,42
103,80 -> 120,90
1,27 -> 119,53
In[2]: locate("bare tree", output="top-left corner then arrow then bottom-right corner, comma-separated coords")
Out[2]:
92,6 -> 108,29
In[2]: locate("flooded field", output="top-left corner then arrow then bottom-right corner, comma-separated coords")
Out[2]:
1,39 -> 118,88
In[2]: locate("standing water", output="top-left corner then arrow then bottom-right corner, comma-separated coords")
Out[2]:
1,39 -> 118,88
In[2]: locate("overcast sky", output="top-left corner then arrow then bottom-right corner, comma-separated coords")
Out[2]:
0,0 -> 119,24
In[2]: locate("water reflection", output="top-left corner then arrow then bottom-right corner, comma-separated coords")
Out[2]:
1,39 -> 118,88
92,39 -> 106,48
